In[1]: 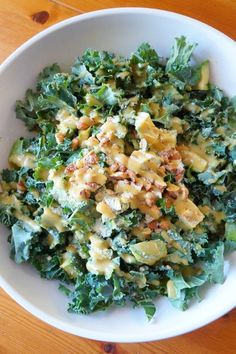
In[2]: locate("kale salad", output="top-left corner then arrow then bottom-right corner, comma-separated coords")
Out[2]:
1,37 -> 236,320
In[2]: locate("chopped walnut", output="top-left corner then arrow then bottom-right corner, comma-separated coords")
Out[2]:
55,132 -> 65,144
65,163 -> 77,173
109,162 -> 119,173
71,137 -> 80,150
76,116 -> 94,130
85,182 -> 101,191
17,181 -> 26,192
80,189 -> 91,199
84,152 -> 99,166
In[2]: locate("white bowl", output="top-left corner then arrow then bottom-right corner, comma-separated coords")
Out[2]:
0,8 -> 236,343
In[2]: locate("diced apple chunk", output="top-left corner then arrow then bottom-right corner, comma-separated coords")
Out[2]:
130,240 -> 167,266
135,112 -> 176,151
128,150 -> 161,174
130,240 -> 167,265
174,198 -> 204,229
96,201 -> 116,219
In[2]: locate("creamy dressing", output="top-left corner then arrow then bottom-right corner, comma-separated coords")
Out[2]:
86,235 -> 117,278
40,207 -> 66,233
14,210 -> 41,232
56,109 -> 79,135
0,194 -> 40,231
191,138 -> 220,169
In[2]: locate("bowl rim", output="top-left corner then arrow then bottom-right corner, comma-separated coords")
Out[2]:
0,7 -> 236,342
1,7 -> 235,72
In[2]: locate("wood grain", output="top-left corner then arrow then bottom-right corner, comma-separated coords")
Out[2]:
1,288 -> 236,354
0,0 -> 79,62
0,1 -> 236,353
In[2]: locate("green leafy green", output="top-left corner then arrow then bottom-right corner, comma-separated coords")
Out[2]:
137,300 -> 156,321
168,273 -> 206,310
10,221 -> 39,264
225,222 -> 236,242
156,198 -> 176,217
204,243 -> 225,284
1,169 -> 18,183
31,254 -> 70,282
0,206 -> 17,227
166,36 -> 196,73
94,84 -> 119,106
82,49 -> 113,72
71,58 -> 95,85
15,90 -> 40,130
131,42 -> 159,67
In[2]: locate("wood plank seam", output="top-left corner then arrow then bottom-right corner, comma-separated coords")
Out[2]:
49,0 -> 84,14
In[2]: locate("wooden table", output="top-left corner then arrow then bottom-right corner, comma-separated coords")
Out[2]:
0,1 -> 236,353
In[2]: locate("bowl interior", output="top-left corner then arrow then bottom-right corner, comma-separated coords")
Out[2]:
0,8 -> 236,342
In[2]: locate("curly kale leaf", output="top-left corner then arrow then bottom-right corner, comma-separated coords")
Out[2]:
15,90 -> 41,130
67,274 -> 117,314
222,191 -> 236,222
82,49 -> 116,74
116,209 -> 143,229
165,36 -> 202,88
0,206 -> 17,227
167,242 -> 225,311
93,84 -> 120,106
65,273 -> 157,320
168,273 -> 206,310
71,58 -> 95,85
16,64 -> 77,131
30,254 -> 70,282
203,242 -> 225,284
37,63 -> 61,82
130,42 -> 159,68
166,36 -> 196,73
1,169 -> 18,183
10,221 -> 40,263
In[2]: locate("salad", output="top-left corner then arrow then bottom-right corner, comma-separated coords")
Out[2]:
0,36 -> 236,320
